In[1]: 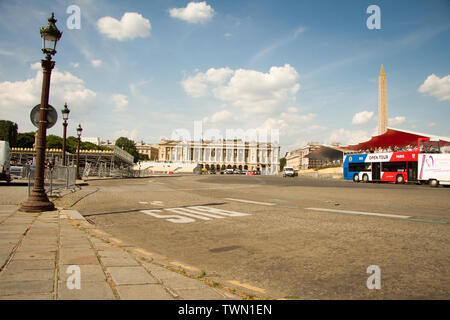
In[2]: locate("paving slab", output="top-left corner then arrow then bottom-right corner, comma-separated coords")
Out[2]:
0,268 -> 54,281
100,257 -> 140,267
0,293 -> 53,300
57,281 -> 115,300
0,254 -> 9,267
21,238 -> 57,246
7,259 -> 55,271
143,262 -> 187,280
25,236 -> 58,242
175,287 -> 230,300
17,245 -> 57,252
0,280 -> 54,295
98,250 -> 132,259
0,205 -> 18,212
116,284 -> 174,300
60,264 -> 106,282
60,252 -> 99,265
0,245 -> 17,254
0,239 -> 21,247
13,250 -> 56,260
63,210 -> 85,221
160,275 -> 208,290
107,266 -> 159,285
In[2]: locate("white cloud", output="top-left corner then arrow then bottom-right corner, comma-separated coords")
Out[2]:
181,67 -> 233,98
428,122 -> 437,127
0,49 -> 14,56
328,128 -> 371,146
169,1 -> 215,24
70,62 -> 80,68
250,25 -> 306,64
389,116 -> 406,126
224,33 -> 232,37
91,59 -> 102,67
418,74 -> 450,101
30,62 -> 41,70
97,12 -> 151,41
112,94 -> 129,112
352,110 -> 374,125
209,110 -> 233,123
183,64 -> 300,114
114,129 -> 137,140
0,64 -> 96,131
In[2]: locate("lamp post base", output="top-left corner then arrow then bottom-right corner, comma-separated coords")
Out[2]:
19,190 -> 55,212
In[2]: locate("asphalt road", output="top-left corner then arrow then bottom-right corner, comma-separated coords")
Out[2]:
20,175 -> 450,299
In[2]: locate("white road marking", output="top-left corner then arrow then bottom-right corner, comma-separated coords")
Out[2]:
224,198 -> 276,206
305,208 -> 411,219
150,201 -> 164,206
141,206 -> 250,224
142,210 -> 195,224
165,208 -> 212,220
167,207 -> 226,219
138,201 -> 148,205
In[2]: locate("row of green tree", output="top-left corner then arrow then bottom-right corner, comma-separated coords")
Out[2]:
1,120 -> 147,163
16,131 -> 111,154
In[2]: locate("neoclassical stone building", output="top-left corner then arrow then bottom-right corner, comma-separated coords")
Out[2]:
158,139 -> 280,174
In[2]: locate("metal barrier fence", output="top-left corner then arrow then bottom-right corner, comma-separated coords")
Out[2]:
27,166 -> 77,196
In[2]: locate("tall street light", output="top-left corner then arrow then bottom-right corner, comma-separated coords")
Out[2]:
20,13 -> 62,213
76,124 -> 82,180
61,103 -> 70,166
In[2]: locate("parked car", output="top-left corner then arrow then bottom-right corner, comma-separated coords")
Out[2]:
10,165 -> 29,179
225,169 -> 234,174
246,171 -> 255,175
283,166 -> 296,177
233,169 -> 242,174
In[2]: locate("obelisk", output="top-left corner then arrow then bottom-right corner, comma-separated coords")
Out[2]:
378,65 -> 388,135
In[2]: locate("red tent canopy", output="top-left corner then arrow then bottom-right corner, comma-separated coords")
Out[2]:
343,128 -> 450,151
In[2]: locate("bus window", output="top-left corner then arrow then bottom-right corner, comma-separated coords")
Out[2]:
382,161 -> 406,172
348,163 -> 371,172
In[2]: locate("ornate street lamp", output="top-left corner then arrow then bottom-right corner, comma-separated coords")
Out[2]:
20,13 -> 62,212
76,124 -> 82,180
61,103 -> 70,166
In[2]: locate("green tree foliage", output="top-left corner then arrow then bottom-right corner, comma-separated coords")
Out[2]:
15,132 -> 110,153
46,134 -> 63,149
280,157 -> 287,171
62,137 -> 110,154
138,153 -> 150,161
16,132 -> 36,148
0,120 -> 18,146
115,137 -> 139,163
65,136 -> 79,154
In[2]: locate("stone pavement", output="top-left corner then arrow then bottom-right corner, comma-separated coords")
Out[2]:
0,204 -> 240,300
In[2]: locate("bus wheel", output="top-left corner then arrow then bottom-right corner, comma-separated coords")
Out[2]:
396,175 -> 405,184
429,179 -> 439,187
362,174 -> 369,183
353,174 -> 360,182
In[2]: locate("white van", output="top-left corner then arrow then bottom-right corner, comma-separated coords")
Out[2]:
283,166 -> 296,177
0,141 -> 11,183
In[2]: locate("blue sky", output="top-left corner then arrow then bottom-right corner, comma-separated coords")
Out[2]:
0,0 -> 449,154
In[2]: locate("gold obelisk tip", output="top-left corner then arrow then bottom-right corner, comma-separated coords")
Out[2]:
380,64 -> 385,75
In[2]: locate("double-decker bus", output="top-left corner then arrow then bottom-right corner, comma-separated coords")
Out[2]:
343,139 -> 450,186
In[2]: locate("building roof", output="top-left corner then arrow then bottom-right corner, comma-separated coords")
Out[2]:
304,146 -> 343,161
342,127 -> 450,151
